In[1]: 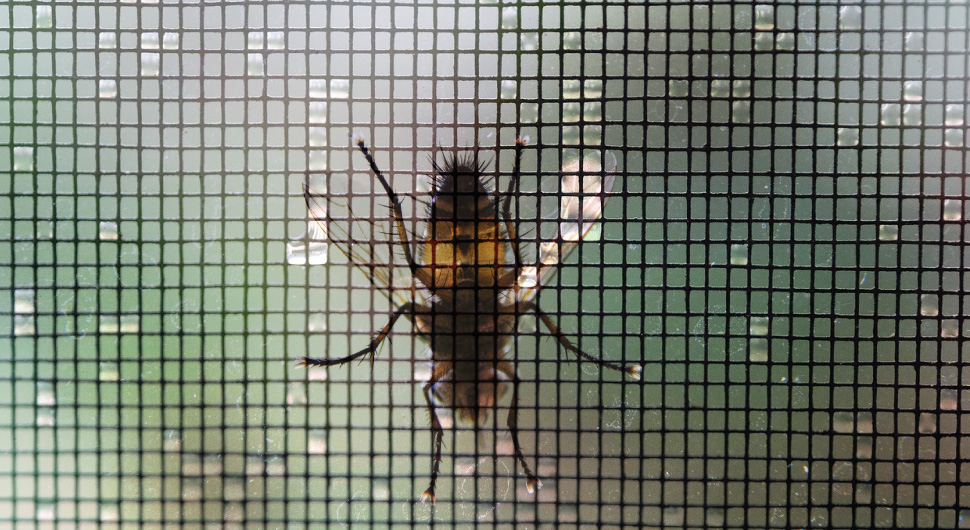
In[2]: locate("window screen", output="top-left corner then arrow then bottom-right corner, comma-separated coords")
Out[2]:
2,1 -> 967,528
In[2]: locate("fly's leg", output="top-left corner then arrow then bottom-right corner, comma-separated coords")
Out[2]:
496,136 -> 526,290
355,139 -> 435,289
297,303 -> 415,367
498,361 -> 541,494
420,379 -> 445,504
500,136 -> 527,276
518,301 -> 643,380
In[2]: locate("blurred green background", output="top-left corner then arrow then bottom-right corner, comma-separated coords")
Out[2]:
2,0 -> 968,528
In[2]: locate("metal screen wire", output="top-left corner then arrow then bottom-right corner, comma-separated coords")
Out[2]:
2,1 -> 968,528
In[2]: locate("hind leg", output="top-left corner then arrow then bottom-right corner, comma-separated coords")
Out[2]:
496,360 -> 541,494
519,301 -> 642,380
420,378 -> 445,504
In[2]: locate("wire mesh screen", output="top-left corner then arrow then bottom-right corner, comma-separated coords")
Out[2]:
2,0 -> 969,528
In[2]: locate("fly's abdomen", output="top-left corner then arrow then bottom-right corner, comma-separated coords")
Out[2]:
420,310 -> 514,362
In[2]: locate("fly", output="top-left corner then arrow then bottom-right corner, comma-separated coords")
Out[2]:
298,136 -> 641,504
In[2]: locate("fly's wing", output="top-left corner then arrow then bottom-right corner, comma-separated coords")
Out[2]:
295,172 -> 419,309
515,149 -> 617,303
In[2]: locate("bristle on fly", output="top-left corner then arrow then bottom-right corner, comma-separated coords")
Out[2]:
432,151 -> 490,179
627,365 -> 643,381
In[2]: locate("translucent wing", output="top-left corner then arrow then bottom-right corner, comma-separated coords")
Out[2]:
515,149 -> 617,303
293,173 -> 420,309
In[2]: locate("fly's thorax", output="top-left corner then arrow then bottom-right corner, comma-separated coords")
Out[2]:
419,257 -> 509,290
429,170 -> 497,230
419,164 -> 511,291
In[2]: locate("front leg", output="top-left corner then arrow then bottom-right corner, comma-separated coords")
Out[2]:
500,136 -> 528,277
355,140 -> 436,289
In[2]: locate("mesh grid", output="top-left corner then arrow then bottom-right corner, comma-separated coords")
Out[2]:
2,1 -> 969,528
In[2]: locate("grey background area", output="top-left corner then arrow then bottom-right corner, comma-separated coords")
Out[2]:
2,1 -> 968,528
